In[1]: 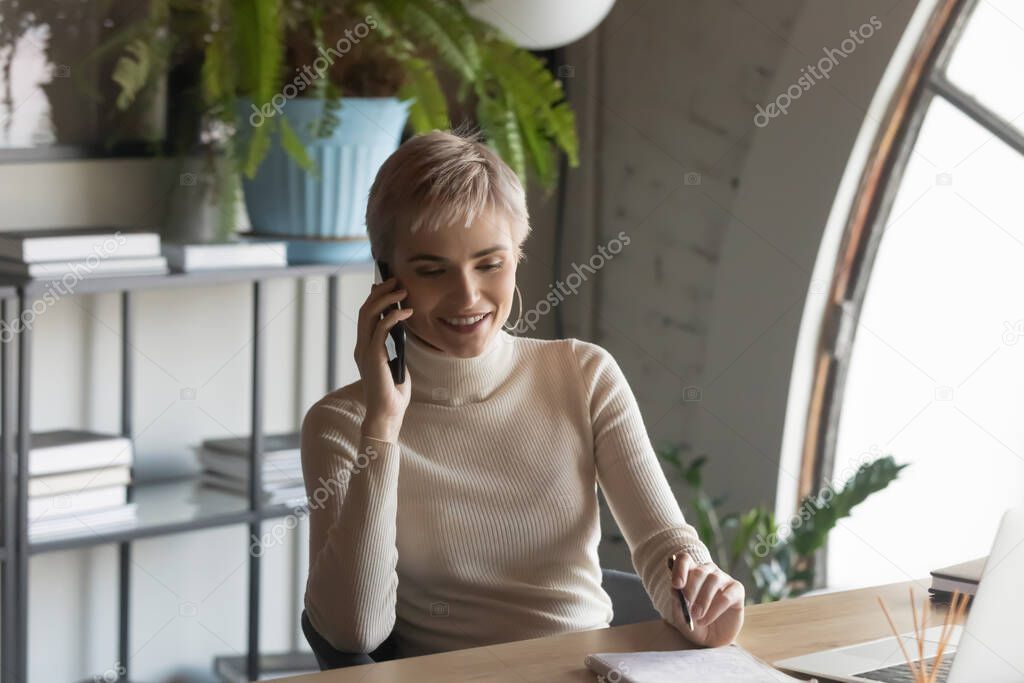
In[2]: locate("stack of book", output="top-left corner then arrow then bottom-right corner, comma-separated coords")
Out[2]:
197,433 -> 306,506
929,556 -> 986,601
239,231 -> 373,265
0,227 -> 168,279
162,237 -> 288,272
28,430 -> 136,541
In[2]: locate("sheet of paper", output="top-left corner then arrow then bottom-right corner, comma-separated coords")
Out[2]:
585,645 -> 802,682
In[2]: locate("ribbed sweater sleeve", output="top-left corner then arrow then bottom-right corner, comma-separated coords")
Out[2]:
300,396 -> 401,653
570,339 -> 713,628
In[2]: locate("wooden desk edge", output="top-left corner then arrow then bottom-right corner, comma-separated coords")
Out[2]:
273,579 -> 958,682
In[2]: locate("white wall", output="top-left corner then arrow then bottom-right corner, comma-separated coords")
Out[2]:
593,0 -> 807,483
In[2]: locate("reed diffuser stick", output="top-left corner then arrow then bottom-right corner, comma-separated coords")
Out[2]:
876,587 -> 968,683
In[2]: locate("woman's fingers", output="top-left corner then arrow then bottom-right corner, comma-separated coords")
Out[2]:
699,580 -> 744,626
690,570 -> 727,623
355,279 -> 405,361
368,287 -> 408,319
357,280 -> 400,328
682,563 -> 712,609
671,553 -> 692,590
369,307 -> 413,360
354,277 -> 414,440
666,556 -> 745,646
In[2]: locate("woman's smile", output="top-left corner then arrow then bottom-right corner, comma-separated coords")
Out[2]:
438,311 -> 493,334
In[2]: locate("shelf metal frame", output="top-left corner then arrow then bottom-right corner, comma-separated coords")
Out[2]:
1,289 -> 19,683
0,263 -> 366,682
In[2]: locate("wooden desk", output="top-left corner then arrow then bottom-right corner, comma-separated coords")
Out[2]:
274,579 -> 962,682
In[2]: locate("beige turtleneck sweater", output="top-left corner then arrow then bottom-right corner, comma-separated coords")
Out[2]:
301,329 -> 712,659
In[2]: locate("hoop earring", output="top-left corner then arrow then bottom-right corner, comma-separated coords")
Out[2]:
503,284 -> 524,333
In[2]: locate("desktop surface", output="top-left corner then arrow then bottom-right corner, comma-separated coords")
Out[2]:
271,579 -> 963,682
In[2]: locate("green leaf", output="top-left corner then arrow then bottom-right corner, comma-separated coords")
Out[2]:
397,56 -> 450,132
788,456 -> 907,557
110,39 -> 152,110
233,0 -> 282,102
520,114 -> 556,189
683,455 -> 708,488
731,508 -> 766,569
201,25 -> 235,107
242,115 -> 274,179
233,0 -> 284,177
483,41 -> 578,167
279,114 -> 318,178
655,444 -> 683,472
400,1 -> 479,83
476,94 -> 523,183
216,158 -> 240,240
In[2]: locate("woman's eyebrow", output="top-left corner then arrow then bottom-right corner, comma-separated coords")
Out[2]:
406,246 -> 508,263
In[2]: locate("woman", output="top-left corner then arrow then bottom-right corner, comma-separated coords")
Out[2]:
301,130 -> 745,664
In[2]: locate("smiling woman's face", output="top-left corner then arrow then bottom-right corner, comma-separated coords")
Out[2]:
390,208 -> 520,358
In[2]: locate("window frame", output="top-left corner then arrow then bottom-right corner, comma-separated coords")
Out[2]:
794,0 -> 1024,585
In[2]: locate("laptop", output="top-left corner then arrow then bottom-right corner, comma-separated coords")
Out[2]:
775,507 -> 1024,682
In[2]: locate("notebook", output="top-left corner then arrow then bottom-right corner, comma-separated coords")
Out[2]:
929,556 -> 986,596
585,646 -> 802,682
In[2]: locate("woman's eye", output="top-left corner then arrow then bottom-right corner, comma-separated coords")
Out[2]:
415,262 -> 502,277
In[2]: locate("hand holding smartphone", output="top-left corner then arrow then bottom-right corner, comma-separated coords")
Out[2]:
375,260 -> 406,385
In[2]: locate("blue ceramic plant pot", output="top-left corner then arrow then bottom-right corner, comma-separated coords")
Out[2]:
238,96 -> 411,240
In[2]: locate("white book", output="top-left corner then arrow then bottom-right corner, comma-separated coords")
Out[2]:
201,471 -> 306,503
930,556 -> 986,596
163,240 -> 287,271
201,432 -> 300,456
199,471 -> 301,491
28,430 -> 133,477
28,465 -> 131,497
0,255 -> 168,279
29,484 -> 127,519
29,503 -> 137,541
31,504 -> 135,531
268,487 -> 308,506
585,647 -> 800,682
0,228 -> 161,262
198,450 -> 301,481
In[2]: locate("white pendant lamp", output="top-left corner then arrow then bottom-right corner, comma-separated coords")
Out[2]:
465,0 -> 617,50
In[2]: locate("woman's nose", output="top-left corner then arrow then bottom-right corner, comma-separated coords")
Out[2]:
451,270 -> 481,307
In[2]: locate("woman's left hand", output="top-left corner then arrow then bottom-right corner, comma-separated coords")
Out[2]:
668,553 -> 745,647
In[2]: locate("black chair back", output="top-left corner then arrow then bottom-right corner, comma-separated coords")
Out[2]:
301,610 -> 398,670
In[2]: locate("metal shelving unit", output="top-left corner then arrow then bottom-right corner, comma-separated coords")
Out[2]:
1,284 -> 21,683
0,262 -> 370,683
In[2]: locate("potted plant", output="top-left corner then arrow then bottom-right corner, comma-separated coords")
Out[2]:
655,446 -> 907,603
96,0 -> 580,253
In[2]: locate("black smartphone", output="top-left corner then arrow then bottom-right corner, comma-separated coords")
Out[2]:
375,260 -> 406,385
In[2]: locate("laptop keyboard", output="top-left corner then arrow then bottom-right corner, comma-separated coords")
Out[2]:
855,655 -> 954,682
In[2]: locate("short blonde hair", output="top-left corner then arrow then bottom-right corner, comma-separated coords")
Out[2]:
365,129 -> 530,262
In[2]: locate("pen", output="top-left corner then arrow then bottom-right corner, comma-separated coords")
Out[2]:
667,553 -> 694,630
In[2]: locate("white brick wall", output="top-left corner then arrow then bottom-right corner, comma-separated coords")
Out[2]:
594,0 -> 807,460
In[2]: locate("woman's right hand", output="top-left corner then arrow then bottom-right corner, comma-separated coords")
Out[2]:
354,277 -> 414,443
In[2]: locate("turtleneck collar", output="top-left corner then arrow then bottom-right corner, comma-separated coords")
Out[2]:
404,328 -> 517,406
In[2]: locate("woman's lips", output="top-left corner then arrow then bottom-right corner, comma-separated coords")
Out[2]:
438,311 -> 491,334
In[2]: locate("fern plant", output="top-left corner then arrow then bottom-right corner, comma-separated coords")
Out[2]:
95,0 -> 579,233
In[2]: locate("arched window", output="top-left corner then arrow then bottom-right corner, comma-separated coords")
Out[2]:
804,0 -> 1024,588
